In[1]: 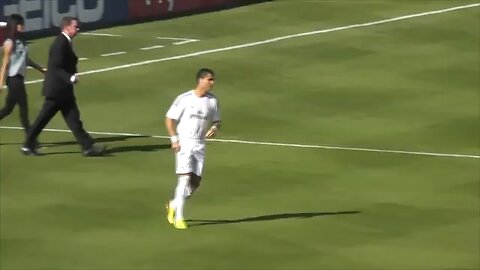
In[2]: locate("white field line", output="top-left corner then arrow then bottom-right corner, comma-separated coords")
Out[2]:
140,45 -> 165,50
100,51 -> 127,57
21,3 -> 480,86
27,57 -> 88,64
156,36 -> 198,40
156,37 -> 199,45
27,58 -> 87,69
0,126 -> 478,159
81,32 -> 123,37
172,40 -> 199,45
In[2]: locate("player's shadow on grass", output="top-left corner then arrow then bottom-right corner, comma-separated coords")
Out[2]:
187,211 -> 361,226
104,143 -> 170,154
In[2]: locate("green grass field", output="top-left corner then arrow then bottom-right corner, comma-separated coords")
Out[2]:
1,1 -> 479,269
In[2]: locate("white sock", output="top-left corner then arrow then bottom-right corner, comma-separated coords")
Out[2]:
173,175 -> 190,221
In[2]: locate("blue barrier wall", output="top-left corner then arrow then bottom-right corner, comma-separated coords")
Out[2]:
1,0 -> 264,37
1,0 -> 129,34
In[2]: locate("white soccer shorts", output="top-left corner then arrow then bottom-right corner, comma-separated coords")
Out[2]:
175,140 -> 206,176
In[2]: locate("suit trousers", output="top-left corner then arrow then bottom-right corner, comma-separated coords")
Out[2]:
0,75 -> 30,132
25,97 -> 94,150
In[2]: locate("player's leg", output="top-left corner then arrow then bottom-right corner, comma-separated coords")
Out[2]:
186,174 -> 202,198
187,142 -> 206,198
167,143 -> 194,229
171,173 -> 190,229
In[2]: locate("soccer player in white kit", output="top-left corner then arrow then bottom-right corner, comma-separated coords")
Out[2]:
165,68 -> 221,229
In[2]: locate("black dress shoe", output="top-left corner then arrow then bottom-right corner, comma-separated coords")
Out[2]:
21,146 -> 43,156
82,145 -> 107,157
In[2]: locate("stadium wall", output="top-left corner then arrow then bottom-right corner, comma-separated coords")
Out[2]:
0,0 -> 270,42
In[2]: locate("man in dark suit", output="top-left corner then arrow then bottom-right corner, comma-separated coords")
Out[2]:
22,16 -> 105,156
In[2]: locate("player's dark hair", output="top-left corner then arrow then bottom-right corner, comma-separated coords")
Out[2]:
196,68 -> 215,81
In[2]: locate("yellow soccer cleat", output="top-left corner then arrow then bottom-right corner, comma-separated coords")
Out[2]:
166,202 -> 175,224
173,219 -> 188,230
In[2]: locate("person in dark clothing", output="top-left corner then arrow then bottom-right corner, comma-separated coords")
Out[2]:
22,16 -> 105,156
0,14 -> 46,137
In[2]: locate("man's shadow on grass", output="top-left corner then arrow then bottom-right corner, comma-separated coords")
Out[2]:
37,135 -> 170,156
44,135 -> 150,147
0,135 -> 150,146
187,210 -> 361,227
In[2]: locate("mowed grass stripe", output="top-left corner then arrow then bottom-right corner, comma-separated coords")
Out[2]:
20,3 -> 480,87
1,126 -> 478,159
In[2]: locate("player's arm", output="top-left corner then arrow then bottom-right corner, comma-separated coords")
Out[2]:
165,117 -> 180,152
0,40 -> 12,91
166,94 -> 186,151
205,99 -> 221,139
205,121 -> 221,139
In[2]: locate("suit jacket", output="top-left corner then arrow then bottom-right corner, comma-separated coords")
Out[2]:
42,34 -> 78,101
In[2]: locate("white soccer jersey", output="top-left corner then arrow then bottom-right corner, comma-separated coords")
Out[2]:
166,90 -> 221,141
